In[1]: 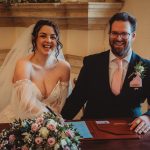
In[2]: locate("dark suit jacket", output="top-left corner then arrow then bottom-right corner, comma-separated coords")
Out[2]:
61,50 -> 150,119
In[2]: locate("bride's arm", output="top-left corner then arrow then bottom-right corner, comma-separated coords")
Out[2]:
58,82 -> 70,114
12,59 -> 48,119
12,80 -> 48,119
54,60 -> 71,113
13,57 -> 32,83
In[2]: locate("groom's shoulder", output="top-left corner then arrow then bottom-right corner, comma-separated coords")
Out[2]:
133,52 -> 150,65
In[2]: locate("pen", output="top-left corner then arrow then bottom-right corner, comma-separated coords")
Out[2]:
113,122 -> 130,125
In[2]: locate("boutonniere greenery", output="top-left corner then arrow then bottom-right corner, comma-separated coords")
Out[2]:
134,61 -> 145,78
129,61 -> 146,79
129,61 -> 146,89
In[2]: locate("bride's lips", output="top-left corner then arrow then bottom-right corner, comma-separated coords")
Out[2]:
43,45 -> 53,51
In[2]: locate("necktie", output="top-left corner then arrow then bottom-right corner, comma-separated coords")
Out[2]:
111,59 -> 123,95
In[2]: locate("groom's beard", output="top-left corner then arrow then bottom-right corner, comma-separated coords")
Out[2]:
109,38 -> 130,58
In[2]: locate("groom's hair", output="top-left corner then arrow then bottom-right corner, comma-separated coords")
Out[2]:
109,12 -> 137,33
32,19 -> 63,59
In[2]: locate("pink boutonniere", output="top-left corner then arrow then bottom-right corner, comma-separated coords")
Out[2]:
130,72 -> 142,88
129,61 -> 146,89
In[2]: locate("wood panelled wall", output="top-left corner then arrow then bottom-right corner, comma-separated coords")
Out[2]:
0,2 -> 123,30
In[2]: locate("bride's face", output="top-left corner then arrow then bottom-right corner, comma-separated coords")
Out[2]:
36,25 -> 57,55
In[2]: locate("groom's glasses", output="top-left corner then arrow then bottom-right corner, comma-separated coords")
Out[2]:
110,31 -> 131,40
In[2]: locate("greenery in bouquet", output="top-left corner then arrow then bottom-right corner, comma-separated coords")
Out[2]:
0,112 -> 81,150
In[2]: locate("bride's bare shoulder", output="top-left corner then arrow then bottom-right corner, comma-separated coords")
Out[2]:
56,59 -> 70,73
56,59 -> 71,82
58,59 -> 70,68
13,54 -> 33,82
16,53 -> 34,66
19,53 -> 34,61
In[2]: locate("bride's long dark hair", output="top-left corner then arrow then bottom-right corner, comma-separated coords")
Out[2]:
32,19 -> 63,59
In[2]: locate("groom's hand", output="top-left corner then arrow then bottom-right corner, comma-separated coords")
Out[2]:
130,115 -> 150,134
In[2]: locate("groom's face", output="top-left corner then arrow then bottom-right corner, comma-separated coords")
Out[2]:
109,21 -> 136,58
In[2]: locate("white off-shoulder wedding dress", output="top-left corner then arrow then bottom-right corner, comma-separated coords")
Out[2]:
0,79 -> 69,123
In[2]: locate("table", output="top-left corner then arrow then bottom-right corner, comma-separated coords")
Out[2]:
0,119 -> 150,150
80,118 -> 150,150
81,136 -> 150,150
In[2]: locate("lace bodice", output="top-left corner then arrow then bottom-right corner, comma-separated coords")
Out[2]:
14,79 -> 69,106
0,79 -> 69,123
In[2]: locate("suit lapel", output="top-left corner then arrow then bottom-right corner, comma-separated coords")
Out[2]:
102,51 -> 111,91
122,52 -> 139,91
105,52 -> 110,89
94,50 -> 110,93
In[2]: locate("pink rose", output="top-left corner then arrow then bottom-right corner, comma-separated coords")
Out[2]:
46,119 -> 57,131
47,137 -> 56,146
36,117 -> 44,125
46,124 -> 56,131
35,137 -> 43,145
31,123 -> 39,132
0,144 -> 4,149
21,145 -> 29,150
9,134 -> 16,143
65,129 -> 75,138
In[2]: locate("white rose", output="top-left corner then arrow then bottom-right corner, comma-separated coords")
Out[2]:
47,119 -> 57,127
71,143 -> 78,150
60,139 -> 67,148
139,66 -> 144,73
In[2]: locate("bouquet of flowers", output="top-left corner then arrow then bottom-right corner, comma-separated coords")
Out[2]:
0,112 -> 81,150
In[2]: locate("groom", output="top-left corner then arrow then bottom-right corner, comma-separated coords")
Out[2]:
61,12 -> 150,134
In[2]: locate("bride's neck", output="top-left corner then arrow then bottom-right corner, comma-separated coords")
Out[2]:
31,52 -> 51,68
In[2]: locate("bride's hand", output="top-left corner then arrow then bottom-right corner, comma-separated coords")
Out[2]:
46,106 -> 57,116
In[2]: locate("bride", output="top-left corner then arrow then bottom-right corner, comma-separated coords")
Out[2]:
0,19 -> 71,123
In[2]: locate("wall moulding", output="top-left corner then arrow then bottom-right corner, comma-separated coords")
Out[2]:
65,54 -> 83,74
0,2 -> 123,30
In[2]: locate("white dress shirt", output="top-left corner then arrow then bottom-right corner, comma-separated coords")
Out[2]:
109,49 -> 132,87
